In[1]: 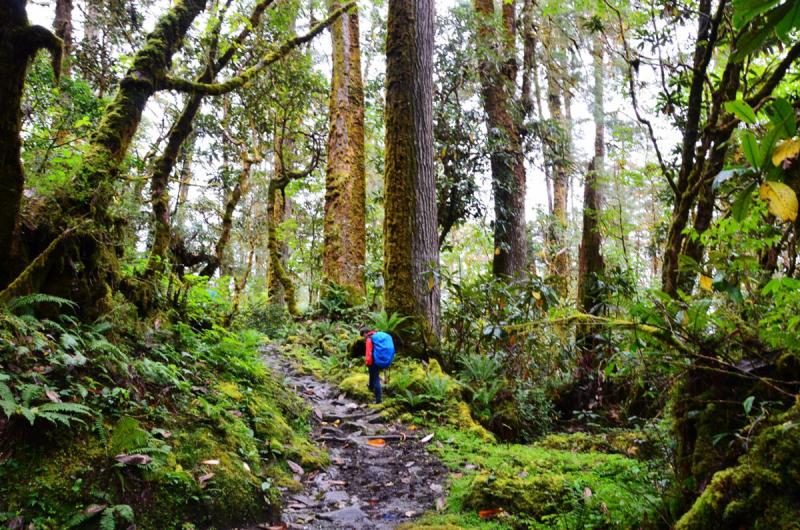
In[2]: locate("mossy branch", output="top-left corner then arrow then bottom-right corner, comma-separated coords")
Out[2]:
161,1 -> 355,95
18,25 -> 63,82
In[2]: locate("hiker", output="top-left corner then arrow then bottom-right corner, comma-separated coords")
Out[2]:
353,327 -> 396,404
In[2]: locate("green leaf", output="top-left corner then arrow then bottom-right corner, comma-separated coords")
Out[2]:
767,98 -> 797,137
731,182 -> 757,222
775,0 -> 800,40
759,125 -> 785,167
743,395 -> 756,414
725,99 -> 757,124
741,130 -> 760,167
732,0 -> 781,29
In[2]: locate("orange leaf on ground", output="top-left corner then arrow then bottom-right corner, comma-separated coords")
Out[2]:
367,438 -> 386,447
478,508 -> 506,519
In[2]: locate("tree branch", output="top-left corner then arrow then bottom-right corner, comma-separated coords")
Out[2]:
161,2 -> 355,95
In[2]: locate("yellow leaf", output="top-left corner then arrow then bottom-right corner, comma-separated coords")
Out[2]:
532,291 -> 542,301
772,138 -> 800,166
759,181 -> 798,221
494,247 -> 501,256
367,438 -> 386,447
699,275 -> 713,291
427,275 -> 435,290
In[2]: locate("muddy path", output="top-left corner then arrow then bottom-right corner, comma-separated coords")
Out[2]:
247,344 -> 448,529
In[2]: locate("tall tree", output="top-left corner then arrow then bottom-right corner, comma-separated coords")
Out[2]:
383,0 -> 440,347
575,28 -> 606,405
323,0 -> 366,299
473,0 -> 528,278
543,19 -> 572,295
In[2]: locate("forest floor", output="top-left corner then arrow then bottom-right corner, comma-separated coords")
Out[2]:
245,343 -> 447,529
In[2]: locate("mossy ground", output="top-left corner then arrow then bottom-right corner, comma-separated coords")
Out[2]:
0,322 -> 325,529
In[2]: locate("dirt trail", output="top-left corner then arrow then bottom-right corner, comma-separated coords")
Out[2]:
248,344 -> 447,529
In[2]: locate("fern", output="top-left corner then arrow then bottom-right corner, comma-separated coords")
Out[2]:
0,381 -> 93,426
7,294 -> 77,312
369,311 -> 411,333
0,382 -> 15,417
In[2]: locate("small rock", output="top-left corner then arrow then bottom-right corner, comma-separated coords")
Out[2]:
317,506 -> 368,524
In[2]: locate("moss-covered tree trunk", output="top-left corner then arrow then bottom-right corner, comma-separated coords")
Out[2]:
323,0 -> 366,300
35,0 -> 207,313
267,180 -> 298,315
0,3 -> 61,289
53,0 -> 73,75
574,34 -> 606,403
544,20 -> 570,297
384,0 -> 440,350
473,0 -> 528,278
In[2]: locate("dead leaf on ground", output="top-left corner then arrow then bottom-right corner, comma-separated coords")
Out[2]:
583,487 -> 593,498
202,459 -> 220,466
114,454 -> 152,466
287,460 -> 304,475
84,504 -> 107,515
367,438 -> 386,447
420,433 -> 434,443
198,472 -> 215,486
45,389 -> 61,403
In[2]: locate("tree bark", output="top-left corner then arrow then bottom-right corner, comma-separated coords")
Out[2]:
384,0 -> 440,349
323,0 -> 366,299
473,0 -> 528,278
53,0 -> 73,75
574,34 -> 606,407
543,20 -> 570,295
0,3 -> 61,288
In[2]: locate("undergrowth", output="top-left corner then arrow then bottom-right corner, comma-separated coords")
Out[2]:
0,290 -> 324,529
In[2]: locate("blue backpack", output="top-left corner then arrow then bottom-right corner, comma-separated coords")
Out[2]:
370,332 -> 396,369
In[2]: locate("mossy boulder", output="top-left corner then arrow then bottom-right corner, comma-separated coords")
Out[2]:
676,401 -> 800,529
339,372 -> 373,401
464,472 -> 570,522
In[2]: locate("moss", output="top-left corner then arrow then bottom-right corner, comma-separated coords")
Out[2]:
217,380 -> 244,400
339,372 -> 373,401
538,430 -> 658,460
676,401 -> 800,530
464,472 -> 570,521
110,416 -> 150,454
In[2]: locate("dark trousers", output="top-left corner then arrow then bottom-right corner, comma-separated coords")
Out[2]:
368,364 -> 382,403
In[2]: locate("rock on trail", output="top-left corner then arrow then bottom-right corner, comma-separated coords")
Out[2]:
243,344 -> 447,529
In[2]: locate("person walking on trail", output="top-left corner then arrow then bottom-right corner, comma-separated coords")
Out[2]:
356,327 -> 396,404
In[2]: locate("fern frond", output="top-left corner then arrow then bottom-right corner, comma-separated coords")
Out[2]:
8,294 -> 77,312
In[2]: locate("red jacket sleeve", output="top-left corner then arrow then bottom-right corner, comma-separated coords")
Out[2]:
365,334 -> 373,366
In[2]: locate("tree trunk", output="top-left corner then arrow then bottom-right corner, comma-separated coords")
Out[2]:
543,21 -> 570,295
473,0 -> 528,278
53,0 -> 73,75
323,0 -> 366,300
384,0 -> 440,350
0,4 -> 61,288
267,181 -> 297,315
574,34 -> 606,408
